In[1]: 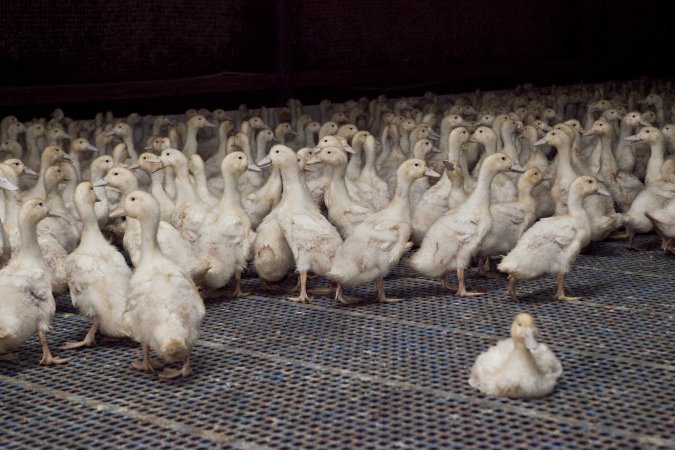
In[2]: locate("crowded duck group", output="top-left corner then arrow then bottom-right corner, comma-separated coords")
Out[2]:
1,78 -> 674,397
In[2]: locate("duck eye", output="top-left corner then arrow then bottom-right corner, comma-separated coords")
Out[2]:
38,202 -> 43,206
275,150 -> 279,154
414,163 -> 419,167
646,130 -> 650,133
114,172 -> 118,176
238,156 -> 242,160
588,180 -> 592,184
131,197 -> 135,201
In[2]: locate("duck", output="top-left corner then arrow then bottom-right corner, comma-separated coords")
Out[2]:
112,191 -> 204,379
39,165 -> 80,253
469,313 -> 562,398
409,139 -> 442,209
88,154 -> 115,227
188,155 -> 219,206
182,114 -> 216,157
328,159 -> 440,304
196,152 -> 259,296
63,182 -> 131,349
471,126 -> 518,203
232,132 -> 265,198
131,152 -> 175,223
104,122 -> 138,161
622,159 -> 675,249
410,153 -> 522,296
306,146 -> 373,239
476,168 -> 546,274
25,145 -> 74,200
0,198 -> 68,365
499,176 -> 609,300
411,128 -> 472,244
68,137 -> 99,181
204,120 -> 235,179
95,166 -> 206,281
257,145 -> 343,302
354,134 -> 390,210
646,193 -> 675,253
0,170 -> 18,267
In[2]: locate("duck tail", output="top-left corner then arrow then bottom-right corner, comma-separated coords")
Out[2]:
160,338 -> 188,363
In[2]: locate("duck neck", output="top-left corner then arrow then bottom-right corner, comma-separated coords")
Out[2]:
502,131 -> 519,161
4,190 -> 20,229
465,168 -> 496,210
645,139 -> 665,185
363,143 -> 377,176
17,217 -> 42,262
218,170 -> 241,211
517,183 -> 536,212
123,136 -> 137,161
305,128 -> 317,147
346,149 -> 363,180
554,144 -> 576,181
139,213 -> 161,263
256,138 -> 269,163
280,164 -> 312,204
328,162 -> 350,200
387,176 -> 414,218
598,133 -> 617,175
184,126 -> 199,157
568,190 -> 589,221
173,164 -> 198,204
78,201 -> 105,246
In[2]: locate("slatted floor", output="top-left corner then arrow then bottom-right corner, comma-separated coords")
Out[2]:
1,234 -> 673,449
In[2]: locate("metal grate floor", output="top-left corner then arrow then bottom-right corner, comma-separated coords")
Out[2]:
1,234 -> 673,449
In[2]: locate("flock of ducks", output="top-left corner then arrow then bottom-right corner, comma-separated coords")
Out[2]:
1,77 -> 674,397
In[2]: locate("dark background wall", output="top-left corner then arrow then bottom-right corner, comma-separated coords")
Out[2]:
1,0 -> 673,118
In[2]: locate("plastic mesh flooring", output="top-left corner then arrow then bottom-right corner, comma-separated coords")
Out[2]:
1,234 -> 673,449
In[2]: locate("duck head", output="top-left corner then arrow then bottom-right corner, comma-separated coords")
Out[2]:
583,118 -> 612,137
111,190 -> 159,220
70,138 -> 99,154
625,126 -> 663,145
571,175 -> 609,197
188,114 -> 216,129
222,151 -> 260,176
258,144 -> 296,170
135,152 -> 164,173
95,167 -> 138,194
510,313 -> 539,350
159,148 -> 188,169
398,158 -> 440,181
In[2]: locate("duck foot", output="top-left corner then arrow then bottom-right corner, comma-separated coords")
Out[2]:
260,281 -> 297,293
226,271 -> 249,298
554,273 -> 582,301
62,318 -> 99,350
0,352 -> 19,362
455,268 -> 486,297
335,284 -> 361,305
288,272 -> 312,303
38,331 -> 68,366
440,278 -> 458,291
507,276 -> 519,301
159,357 -> 192,379
627,231 -> 646,251
131,343 -> 163,372
610,227 -> 630,239
376,277 -> 401,303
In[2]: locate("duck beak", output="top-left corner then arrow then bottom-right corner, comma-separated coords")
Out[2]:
442,160 -> 455,171
93,177 -> 108,187
102,130 -> 116,137
468,136 -> 479,144
424,167 -> 441,178
306,155 -> 322,165
0,176 -> 18,191
624,134 -> 641,142
257,156 -> 272,169
108,206 -> 126,219
23,167 -> 38,176
533,137 -> 547,146
205,121 -> 217,128
542,172 -> 554,181
85,144 -> 99,152
152,163 -> 166,173
582,130 -> 596,137
539,124 -> 552,131
523,328 -> 538,351
342,144 -> 355,154
510,163 -> 526,173
638,120 -> 652,127
431,145 -> 442,153
289,131 -> 299,136
597,184 -> 610,196
247,163 -> 261,172
430,131 -> 441,140
62,153 -> 74,162
47,210 -> 67,220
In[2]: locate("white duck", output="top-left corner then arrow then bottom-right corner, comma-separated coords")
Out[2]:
196,152 -> 259,296
328,159 -> 439,304
469,313 -> 562,398
0,198 -> 68,365
182,114 -> 216,157
113,191 -> 204,379
411,153 -> 521,296
63,182 -> 131,349
499,176 -> 609,300
354,134 -> 390,211
0,171 -> 18,267
257,145 -> 343,302
476,168 -> 546,273
306,146 -> 373,239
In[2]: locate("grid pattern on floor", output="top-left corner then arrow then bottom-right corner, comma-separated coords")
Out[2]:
0,234 -> 673,449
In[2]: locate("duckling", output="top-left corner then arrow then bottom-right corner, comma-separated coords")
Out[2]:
476,168 -> 546,273
257,145 -> 343,302
411,153 -> 521,296
306,146 -> 372,239
63,182 -> 131,349
113,191 -> 204,379
328,159 -> 439,303
469,313 -> 562,399
196,152 -> 259,296
499,176 -> 609,300
0,198 -> 68,365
